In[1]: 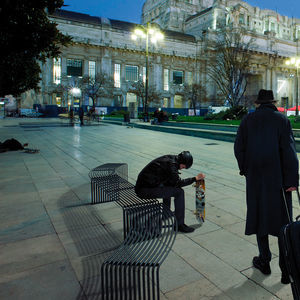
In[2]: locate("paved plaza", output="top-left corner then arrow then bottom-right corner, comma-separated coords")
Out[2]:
0,118 -> 299,300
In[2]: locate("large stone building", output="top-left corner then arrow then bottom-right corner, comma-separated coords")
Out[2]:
22,0 -> 300,111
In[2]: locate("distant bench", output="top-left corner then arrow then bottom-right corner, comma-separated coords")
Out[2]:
88,163 -> 177,299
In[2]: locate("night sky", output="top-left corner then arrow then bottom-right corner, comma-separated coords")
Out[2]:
63,0 -> 300,24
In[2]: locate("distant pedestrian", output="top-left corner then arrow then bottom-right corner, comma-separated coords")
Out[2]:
78,106 -> 84,126
234,89 -> 299,284
69,107 -> 74,125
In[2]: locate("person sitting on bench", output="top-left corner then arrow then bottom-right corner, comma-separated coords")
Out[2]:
135,151 -> 205,233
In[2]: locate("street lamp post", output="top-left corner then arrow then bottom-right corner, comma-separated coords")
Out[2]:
285,57 -> 300,116
132,23 -> 164,121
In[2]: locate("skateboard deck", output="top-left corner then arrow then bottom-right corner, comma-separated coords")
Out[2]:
193,179 -> 205,225
24,148 -> 40,153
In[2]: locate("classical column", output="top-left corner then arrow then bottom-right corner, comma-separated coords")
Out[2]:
265,68 -> 272,90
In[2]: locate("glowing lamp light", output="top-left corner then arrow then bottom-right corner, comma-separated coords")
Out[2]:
71,87 -> 81,97
151,37 -> 157,44
155,32 -> 164,40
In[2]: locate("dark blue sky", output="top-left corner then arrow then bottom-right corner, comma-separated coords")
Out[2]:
63,0 -> 299,23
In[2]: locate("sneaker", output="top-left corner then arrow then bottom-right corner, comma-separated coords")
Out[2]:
281,274 -> 290,284
178,224 -> 195,233
252,256 -> 271,275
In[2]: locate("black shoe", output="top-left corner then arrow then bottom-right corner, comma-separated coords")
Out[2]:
281,274 -> 290,284
178,224 -> 195,233
252,256 -> 271,275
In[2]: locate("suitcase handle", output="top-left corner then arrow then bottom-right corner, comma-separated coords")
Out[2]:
297,189 -> 300,206
282,188 -> 300,224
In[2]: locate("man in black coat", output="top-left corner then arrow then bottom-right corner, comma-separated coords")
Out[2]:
234,89 -> 299,283
135,151 -> 205,233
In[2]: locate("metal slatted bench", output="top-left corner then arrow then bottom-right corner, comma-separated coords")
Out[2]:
89,163 -> 129,205
89,163 -> 159,239
101,202 -> 177,300
89,163 -> 177,299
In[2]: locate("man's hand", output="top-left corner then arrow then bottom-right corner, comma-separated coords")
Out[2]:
286,187 -> 297,192
195,173 -> 205,181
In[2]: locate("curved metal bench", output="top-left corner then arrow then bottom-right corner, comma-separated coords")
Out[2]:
89,163 -> 158,239
101,202 -> 177,300
89,163 -> 129,204
89,163 -> 177,299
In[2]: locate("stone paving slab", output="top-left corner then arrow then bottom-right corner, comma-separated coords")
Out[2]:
0,118 -> 297,299
0,260 -> 81,300
0,234 -> 66,278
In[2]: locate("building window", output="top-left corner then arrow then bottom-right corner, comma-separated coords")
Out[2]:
271,22 -> 275,32
173,70 -> 183,85
53,57 -> 61,84
163,97 -> 169,108
239,14 -> 244,24
56,97 -> 62,107
89,61 -> 96,79
265,20 -> 269,31
164,69 -> 169,91
174,95 -> 183,108
114,63 -> 121,88
125,65 -> 138,82
67,59 -> 83,77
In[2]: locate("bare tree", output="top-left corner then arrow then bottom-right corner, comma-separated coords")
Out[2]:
183,83 -> 206,115
79,72 -> 114,107
205,27 -> 256,107
49,74 -> 76,106
129,79 -> 161,110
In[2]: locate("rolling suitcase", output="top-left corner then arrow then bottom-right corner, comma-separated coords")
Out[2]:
279,189 -> 300,300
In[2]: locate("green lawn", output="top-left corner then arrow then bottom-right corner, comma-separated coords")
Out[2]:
175,115 -> 300,129
175,116 -> 241,125
105,114 -> 300,129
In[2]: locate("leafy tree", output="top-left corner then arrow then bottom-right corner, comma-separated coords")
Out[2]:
79,73 -> 114,107
205,27 -> 256,107
0,0 -> 71,97
129,80 -> 161,110
183,83 -> 206,115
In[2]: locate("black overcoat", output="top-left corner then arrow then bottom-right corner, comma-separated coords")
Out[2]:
234,104 -> 299,236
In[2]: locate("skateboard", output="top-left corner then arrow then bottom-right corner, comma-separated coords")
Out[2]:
193,179 -> 205,225
24,148 -> 40,153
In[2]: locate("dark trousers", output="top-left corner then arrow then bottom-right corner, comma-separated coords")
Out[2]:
256,234 -> 288,276
79,116 -> 84,125
135,186 -> 185,225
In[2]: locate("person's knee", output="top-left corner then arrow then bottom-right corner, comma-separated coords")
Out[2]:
175,187 -> 184,197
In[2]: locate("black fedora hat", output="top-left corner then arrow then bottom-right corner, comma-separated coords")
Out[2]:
255,89 -> 277,104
